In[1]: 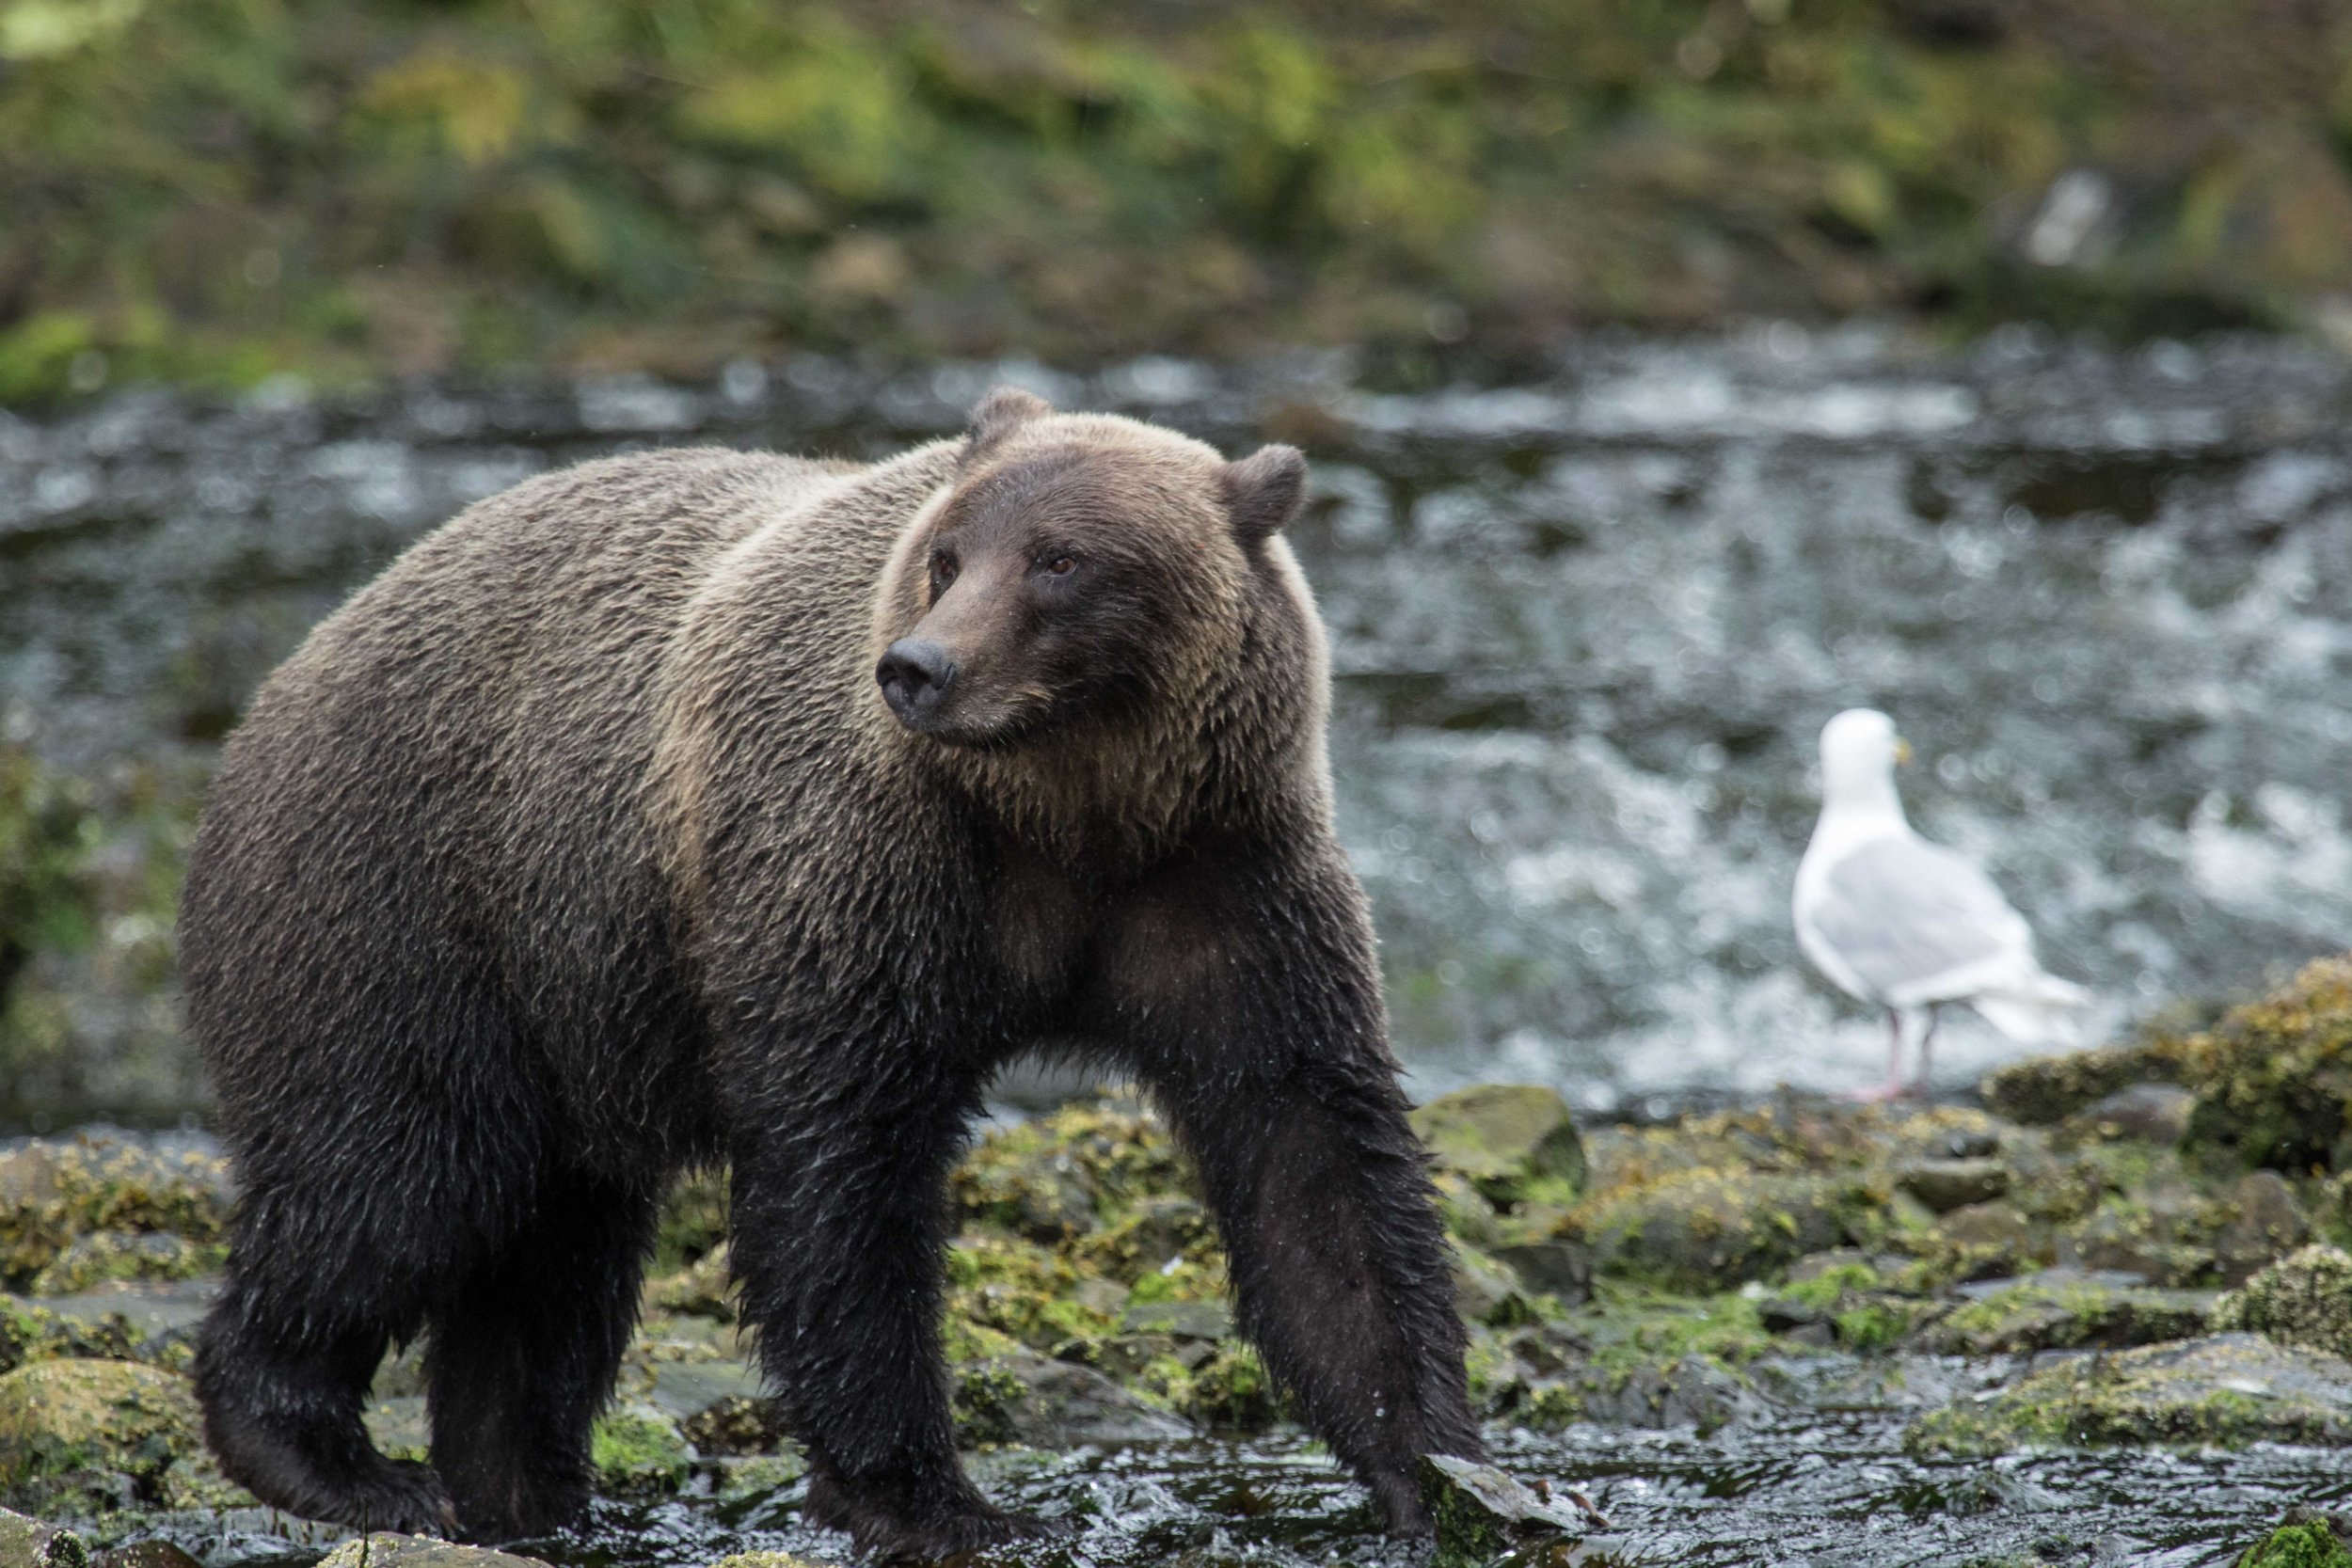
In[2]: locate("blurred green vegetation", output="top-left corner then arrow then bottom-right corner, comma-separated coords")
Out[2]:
4,0 -> 2352,396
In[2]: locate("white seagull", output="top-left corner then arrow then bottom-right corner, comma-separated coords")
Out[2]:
1794,708 -> 2091,1099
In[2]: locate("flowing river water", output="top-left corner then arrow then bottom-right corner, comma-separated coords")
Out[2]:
6,325 -> 2350,1113
8,329 -> 2352,1564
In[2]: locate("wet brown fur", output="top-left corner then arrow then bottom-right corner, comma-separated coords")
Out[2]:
182,390 -> 1482,1560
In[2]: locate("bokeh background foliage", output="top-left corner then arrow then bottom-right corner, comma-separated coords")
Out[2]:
9,0 -> 2352,398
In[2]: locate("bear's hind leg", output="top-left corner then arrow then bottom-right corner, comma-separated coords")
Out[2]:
426,1172 -> 659,1543
197,1271 -> 452,1534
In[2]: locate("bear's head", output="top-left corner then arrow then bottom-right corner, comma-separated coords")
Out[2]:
873,388 -> 1310,754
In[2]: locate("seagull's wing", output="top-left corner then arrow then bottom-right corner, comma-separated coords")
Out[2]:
1804,833 -> 2034,1006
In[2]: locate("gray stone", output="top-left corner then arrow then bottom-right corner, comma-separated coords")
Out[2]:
2215,1171 -> 2308,1284
2074,1084 -> 2196,1146
985,1350 -> 1194,1447
316,1536 -> 552,1568
1491,1240 -> 1593,1304
1421,1454 -> 1609,1568
1897,1157 -> 2010,1214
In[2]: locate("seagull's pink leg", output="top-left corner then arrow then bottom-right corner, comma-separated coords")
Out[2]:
1909,1006 -> 1942,1097
1843,1008 -> 1912,1101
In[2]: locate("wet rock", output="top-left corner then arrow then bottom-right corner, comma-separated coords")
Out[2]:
1409,1085 -> 1586,1203
315,1536 -> 553,1568
588,1407 -> 690,1497
1570,1356 -> 1766,1430
0,1506 -> 87,1568
2214,1171 -> 2308,1284
2070,1084 -> 2197,1147
640,1360 -> 780,1455
90,1545 -> 200,1568
0,1359 -> 199,1504
1421,1453 -> 1605,1568
2213,1243 -> 2352,1359
1581,1170 -> 1860,1291
1905,1332 -> 2352,1455
1896,1158 -> 2009,1214
707,1454 -> 808,1503
1913,1278 -> 2217,1355
707,1553 -> 828,1568
956,1349 -> 1193,1448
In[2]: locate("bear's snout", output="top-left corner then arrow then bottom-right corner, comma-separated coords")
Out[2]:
877,638 -> 958,728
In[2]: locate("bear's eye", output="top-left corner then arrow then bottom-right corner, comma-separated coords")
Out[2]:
1039,553 -> 1079,578
930,549 -> 959,592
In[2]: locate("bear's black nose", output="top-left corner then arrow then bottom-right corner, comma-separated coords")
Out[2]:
877,639 -> 957,724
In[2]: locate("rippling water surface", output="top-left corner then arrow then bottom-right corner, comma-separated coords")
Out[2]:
6,327 -> 2352,1111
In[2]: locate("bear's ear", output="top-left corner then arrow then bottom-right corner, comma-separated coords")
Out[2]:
1221,444 -> 1307,546
963,387 -> 1052,465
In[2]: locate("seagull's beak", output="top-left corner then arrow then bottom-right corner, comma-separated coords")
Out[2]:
1893,737 -> 1915,767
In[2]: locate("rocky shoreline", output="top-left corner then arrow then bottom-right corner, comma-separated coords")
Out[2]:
9,958 -> 2352,1566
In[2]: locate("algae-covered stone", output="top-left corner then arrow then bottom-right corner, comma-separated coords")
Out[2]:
1895,1158 -> 2009,1214
0,1507 -> 87,1568
952,1102 -> 1187,1243
644,1243 -> 733,1322
27,1235 -> 223,1298
588,1408 -> 691,1497
0,1359 -> 198,1496
707,1553 -> 829,1568
2237,1509 -> 2352,1568
2214,1243 -> 2352,1360
1410,1085 -> 1586,1202
2215,1171 -> 2308,1283
2177,956 -> 2352,1171
2070,1084 -> 2197,1147
1420,1453 -> 1607,1568
1905,1333 -> 2352,1456
0,1143 -> 231,1292
1581,1170 -> 1861,1291
1980,1039 -> 2190,1126
961,1349 -> 1193,1449
1450,1243 -> 1532,1327
316,1536 -> 553,1568
1914,1279 -> 2217,1355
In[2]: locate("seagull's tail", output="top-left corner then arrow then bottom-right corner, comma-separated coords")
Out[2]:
1971,971 -> 2094,1045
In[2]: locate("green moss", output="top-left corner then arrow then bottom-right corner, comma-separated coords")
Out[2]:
0,1358 -> 199,1495
588,1409 -> 691,1497
945,1234 -> 1120,1352
0,1140 -> 231,1291
2238,1520 -> 2352,1568
2214,1244 -> 2352,1359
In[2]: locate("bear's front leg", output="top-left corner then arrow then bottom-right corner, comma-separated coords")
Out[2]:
724,1088 -> 1057,1560
1120,846 -> 1487,1534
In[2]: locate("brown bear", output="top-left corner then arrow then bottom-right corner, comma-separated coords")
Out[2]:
180,388 -> 1484,1558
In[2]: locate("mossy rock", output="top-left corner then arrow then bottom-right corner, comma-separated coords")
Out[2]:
1410,1085 -> 1586,1204
1913,1280 -> 2218,1355
26,1234 -> 224,1298
946,1234 -> 1119,1352
2176,957 -> 2352,1171
1420,1453 -> 1596,1568
1981,1038 -> 2192,1126
651,1169 -> 727,1274
0,1506 -> 88,1568
587,1408 -> 690,1497
707,1554 -> 829,1568
644,1243 -> 733,1322
952,1102 -> 1189,1243
1905,1333 -> 2352,1456
1578,1170 -> 1867,1291
0,1144 -> 231,1292
315,1536 -> 554,1568
2238,1512 -> 2352,1568
2214,1243 -> 2352,1360
0,1359 -> 199,1495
